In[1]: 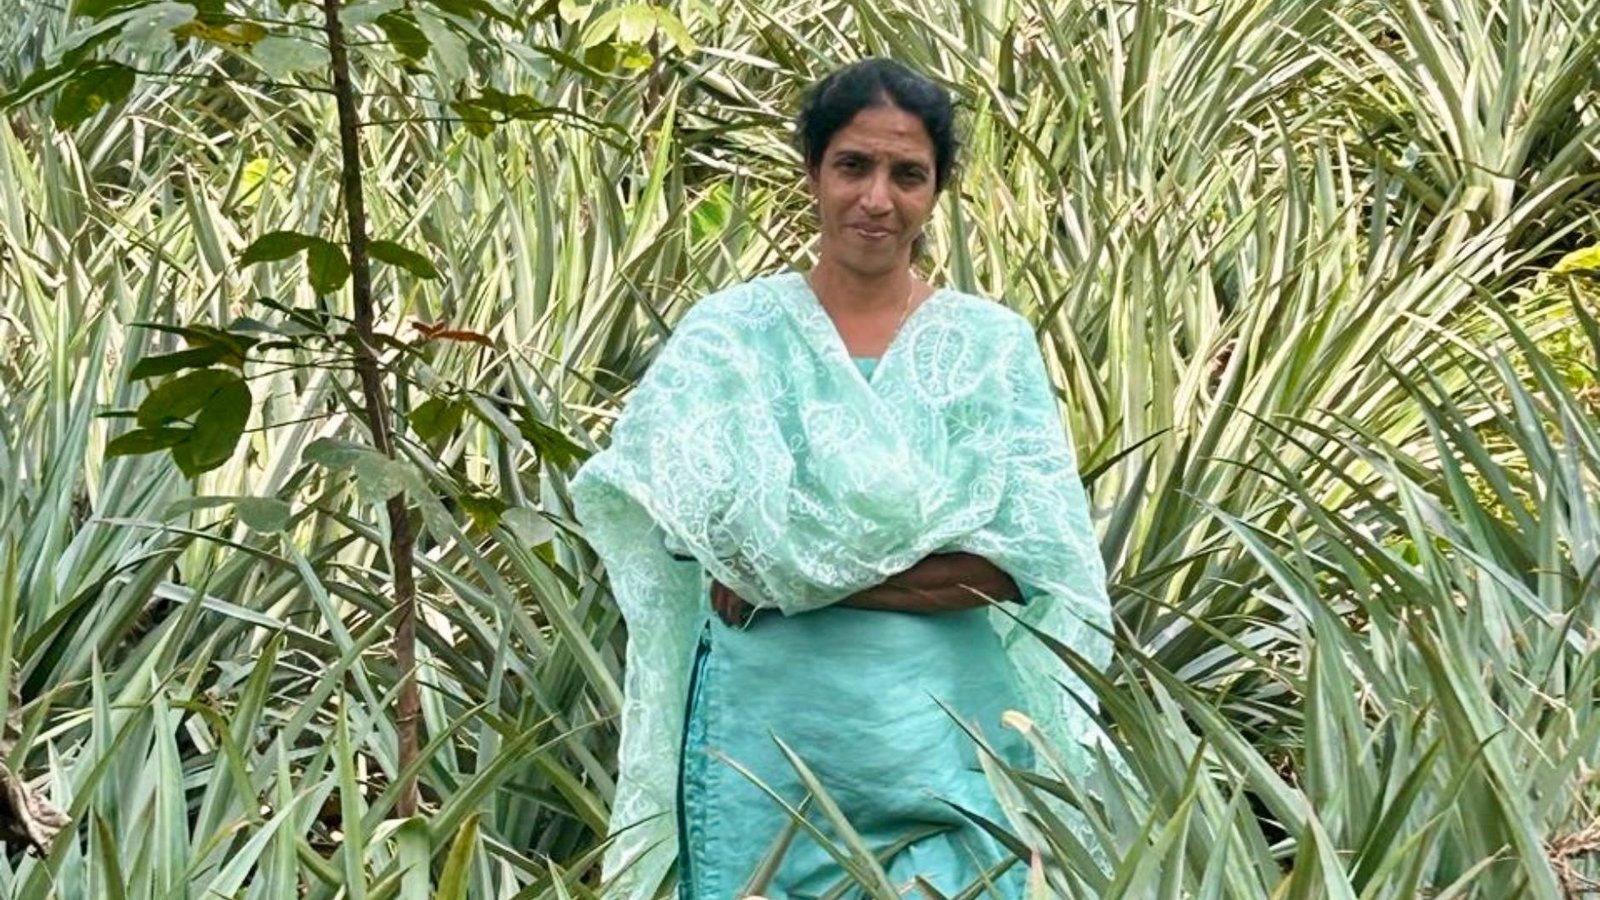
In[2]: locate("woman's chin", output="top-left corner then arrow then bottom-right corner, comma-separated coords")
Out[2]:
827,243 -> 910,278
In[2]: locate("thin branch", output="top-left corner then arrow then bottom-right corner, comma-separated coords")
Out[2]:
323,0 -> 423,820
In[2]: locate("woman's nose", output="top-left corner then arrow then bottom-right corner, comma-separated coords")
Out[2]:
859,173 -> 892,213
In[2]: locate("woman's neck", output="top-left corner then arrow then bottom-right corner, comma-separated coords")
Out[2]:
807,255 -> 917,316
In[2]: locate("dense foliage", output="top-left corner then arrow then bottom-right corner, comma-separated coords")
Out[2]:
1,0 -> 1597,896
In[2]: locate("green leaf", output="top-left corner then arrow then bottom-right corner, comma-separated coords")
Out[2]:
121,2 -> 198,55
250,35 -> 330,78
136,368 -> 243,427
130,345 -> 230,381
651,7 -> 694,53
409,397 -> 464,443
461,88 -> 552,120
419,0 -> 518,25
240,230 -> 319,265
302,437 -> 368,470
618,43 -> 653,70
351,455 -> 411,505
370,240 -> 441,280
234,497 -> 291,533
435,813 -> 479,899
448,100 -> 496,136
415,10 -> 468,85
69,0 -> 153,19
689,184 -> 730,244
582,4 -> 655,47
171,378 -> 251,476
1553,245 -> 1600,274
1,61 -> 79,112
501,507 -> 554,547
376,10 -> 430,61
172,18 -> 267,47
394,816 -> 431,900
306,238 -> 350,294
459,493 -> 505,531
53,61 -> 135,129
106,426 -> 191,457
134,321 -> 257,352
514,414 -> 588,467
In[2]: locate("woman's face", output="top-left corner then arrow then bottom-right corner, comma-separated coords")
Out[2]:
807,103 -> 939,280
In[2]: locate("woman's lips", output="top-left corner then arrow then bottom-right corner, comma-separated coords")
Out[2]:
851,224 -> 894,240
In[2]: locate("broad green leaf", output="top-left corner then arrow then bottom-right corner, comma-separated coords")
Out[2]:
120,2 -> 197,55
582,4 -> 655,47
419,0 -> 518,26
239,230 -> 318,265
514,413 -> 588,467
351,455 -> 411,505
302,437 -> 370,470
0,60 -> 80,111
370,239 -> 441,280
342,0 -> 404,27
106,425 -> 190,457
250,35 -> 330,78
501,507 -> 554,547
172,18 -> 267,47
90,812 -> 128,900
376,10 -> 430,61
136,368 -> 241,427
171,377 -> 251,476
409,396 -> 464,443
651,8 -> 695,53
306,238 -> 351,294
448,99 -> 496,136
69,0 -> 152,19
415,10 -> 468,85
459,493 -> 505,531
53,61 -> 135,129
129,345 -> 229,380
234,497 -> 291,533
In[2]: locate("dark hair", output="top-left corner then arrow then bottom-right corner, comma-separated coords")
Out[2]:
796,58 -> 960,193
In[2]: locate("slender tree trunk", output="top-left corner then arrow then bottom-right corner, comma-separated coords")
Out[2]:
322,0 -> 421,819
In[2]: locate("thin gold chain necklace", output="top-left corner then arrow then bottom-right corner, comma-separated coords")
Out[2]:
806,271 -> 918,330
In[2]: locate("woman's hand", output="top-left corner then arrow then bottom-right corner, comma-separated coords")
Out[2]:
840,552 -> 1021,613
711,579 -> 755,627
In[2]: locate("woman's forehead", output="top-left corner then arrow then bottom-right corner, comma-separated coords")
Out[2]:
826,107 -> 935,162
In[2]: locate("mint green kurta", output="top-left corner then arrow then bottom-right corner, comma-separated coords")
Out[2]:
569,273 -> 1111,899
674,357 -> 1030,897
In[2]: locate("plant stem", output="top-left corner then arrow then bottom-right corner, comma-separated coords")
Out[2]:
322,0 -> 421,820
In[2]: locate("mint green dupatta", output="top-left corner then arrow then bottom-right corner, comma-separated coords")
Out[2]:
570,271 -> 1111,898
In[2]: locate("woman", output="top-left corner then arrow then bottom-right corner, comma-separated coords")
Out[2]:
571,59 -> 1110,899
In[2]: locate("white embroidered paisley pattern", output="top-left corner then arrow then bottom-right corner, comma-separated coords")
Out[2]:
569,272 -> 1111,899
